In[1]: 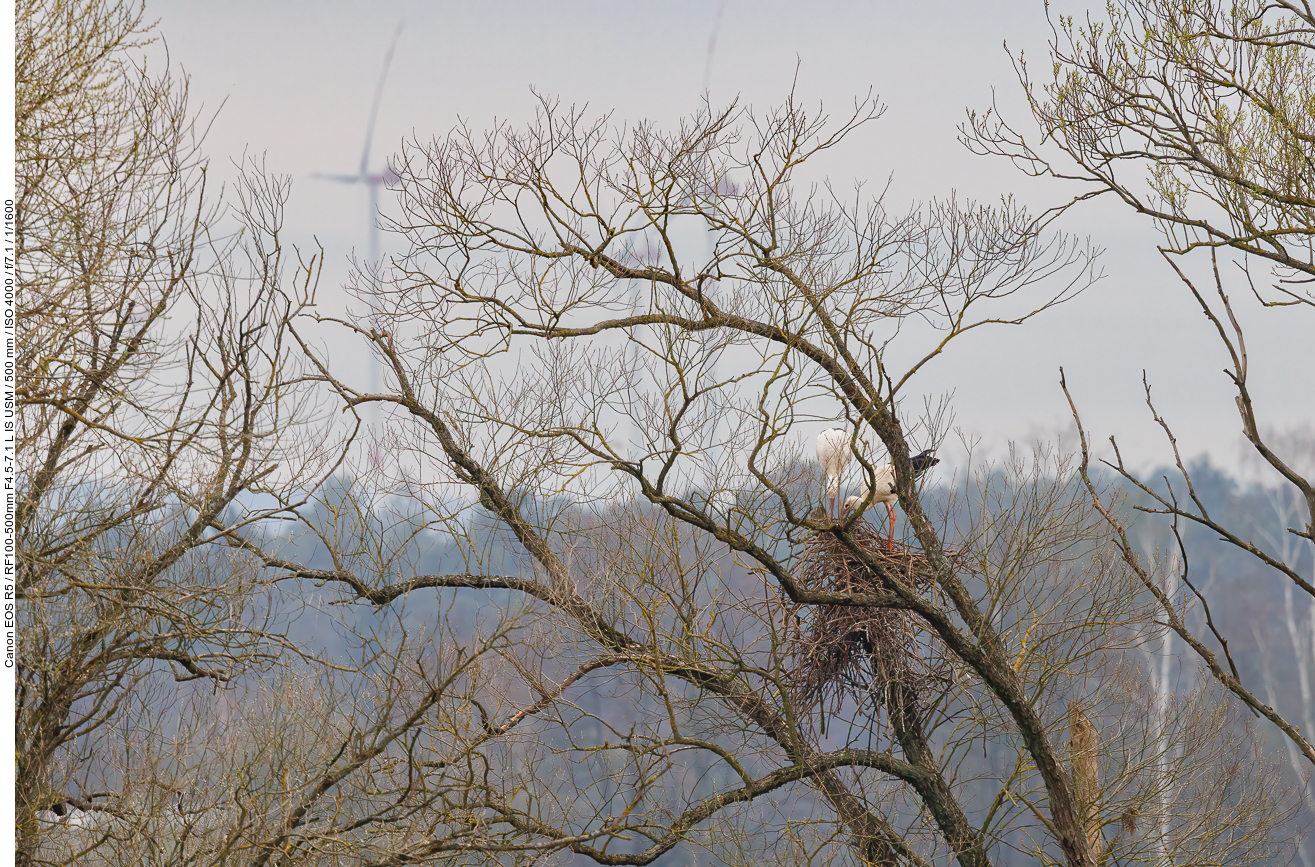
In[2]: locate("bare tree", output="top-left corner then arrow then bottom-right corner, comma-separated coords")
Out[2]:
15,0 -> 330,860
20,0 -> 1303,861
964,0 -> 1315,774
966,0 -> 1315,301
213,93 -> 1295,866
16,2 -> 653,864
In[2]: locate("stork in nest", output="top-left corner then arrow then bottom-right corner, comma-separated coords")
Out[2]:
843,450 -> 939,549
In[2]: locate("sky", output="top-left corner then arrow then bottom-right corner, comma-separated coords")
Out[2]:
147,0 -> 1313,479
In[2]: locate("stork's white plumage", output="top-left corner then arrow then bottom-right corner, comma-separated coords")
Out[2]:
843,464 -> 898,512
844,449 -> 940,547
816,427 -> 852,516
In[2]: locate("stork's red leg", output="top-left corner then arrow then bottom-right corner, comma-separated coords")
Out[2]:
885,503 -> 896,550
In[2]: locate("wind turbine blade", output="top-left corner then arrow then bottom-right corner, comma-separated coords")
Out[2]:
359,20 -> 405,179
311,172 -> 364,183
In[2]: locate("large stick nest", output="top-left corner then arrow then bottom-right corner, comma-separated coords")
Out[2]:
785,512 -> 956,728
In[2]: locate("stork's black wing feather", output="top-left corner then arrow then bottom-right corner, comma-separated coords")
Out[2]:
910,450 -> 940,477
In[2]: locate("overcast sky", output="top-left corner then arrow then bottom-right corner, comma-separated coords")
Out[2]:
148,0 -> 1312,478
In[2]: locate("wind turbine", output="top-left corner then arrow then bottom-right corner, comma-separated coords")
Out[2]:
313,21 -> 404,267
313,23 -> 403,451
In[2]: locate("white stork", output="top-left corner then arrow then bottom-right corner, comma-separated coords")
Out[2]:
844,449 -> 939,548
816,427 -> 852,517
